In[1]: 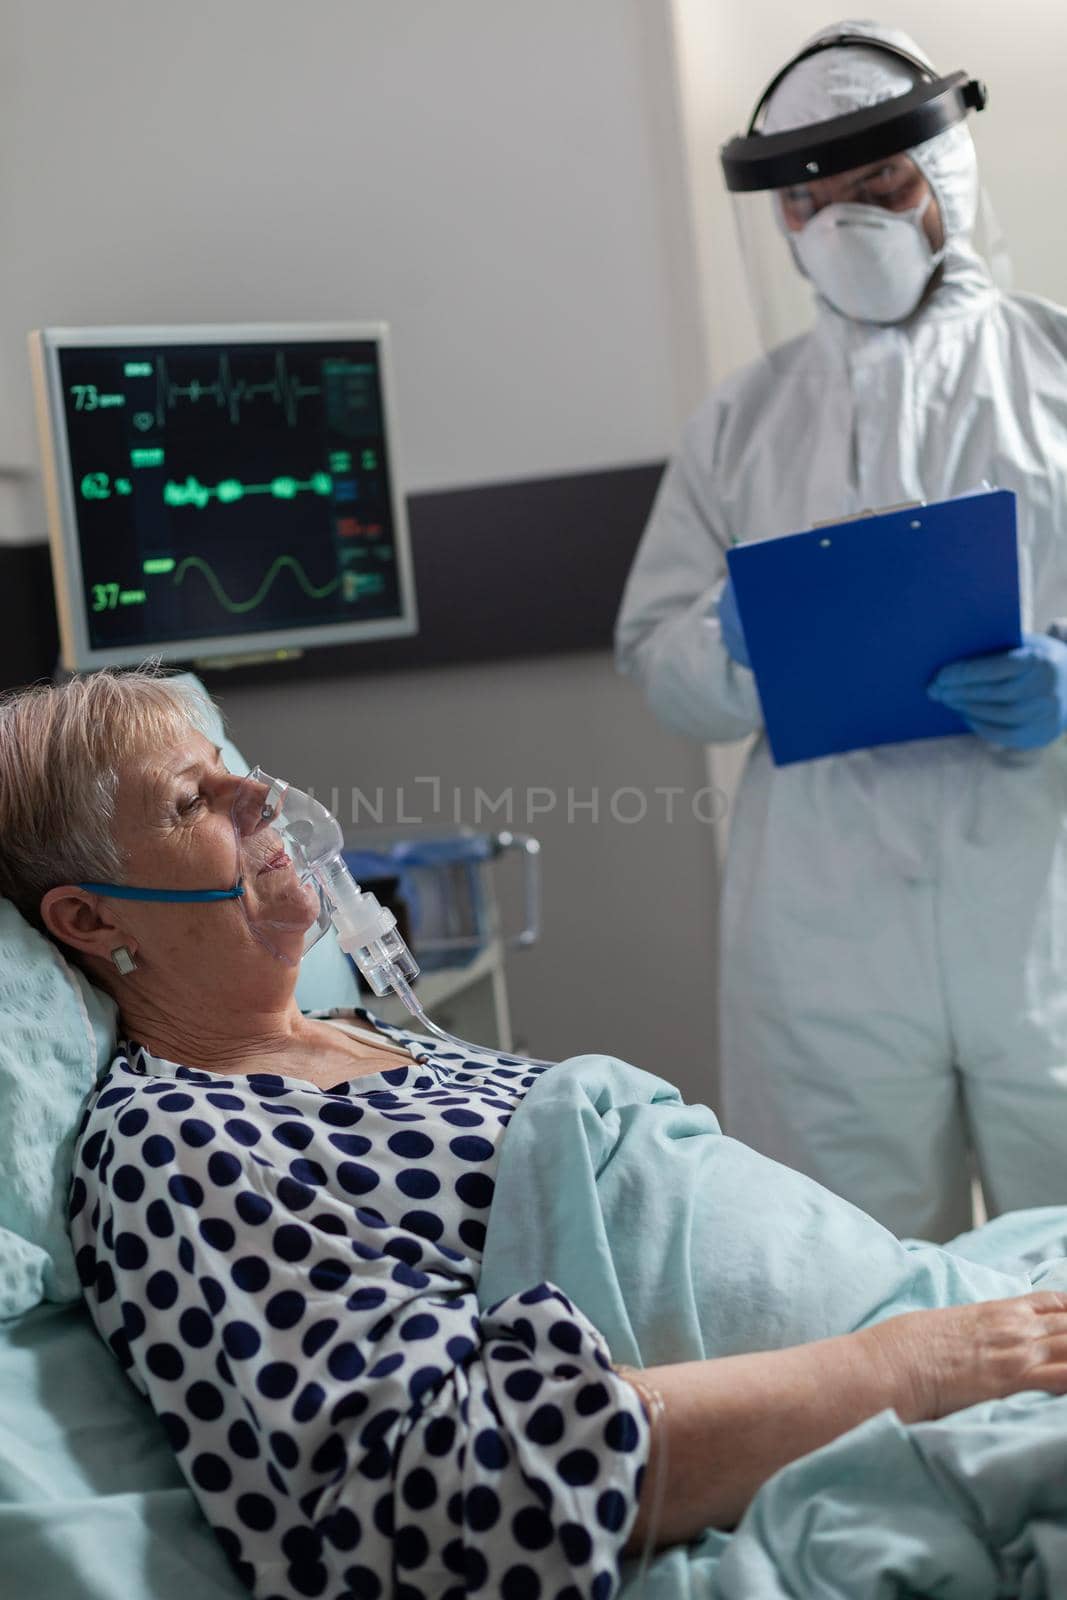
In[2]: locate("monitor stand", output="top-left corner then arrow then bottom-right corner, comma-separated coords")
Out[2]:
191,648 -> 305,672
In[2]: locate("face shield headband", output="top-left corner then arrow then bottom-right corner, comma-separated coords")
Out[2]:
720,33 -> 987,195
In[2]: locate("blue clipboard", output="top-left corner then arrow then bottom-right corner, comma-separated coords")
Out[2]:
726,489 -> 1021,767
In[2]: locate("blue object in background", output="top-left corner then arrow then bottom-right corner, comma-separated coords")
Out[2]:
726,489 -> 1021,766
342,834 -> 496,973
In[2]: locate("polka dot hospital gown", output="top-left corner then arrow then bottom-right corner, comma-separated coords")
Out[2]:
68,1010 -> 650,1600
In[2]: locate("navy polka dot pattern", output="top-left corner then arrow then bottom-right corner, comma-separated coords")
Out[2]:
69,1008 -> 648,1600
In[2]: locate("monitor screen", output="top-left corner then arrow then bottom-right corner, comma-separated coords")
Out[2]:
30,323 -> 417,670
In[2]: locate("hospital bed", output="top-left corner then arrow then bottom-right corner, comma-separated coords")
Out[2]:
6,681 -> 1067,1598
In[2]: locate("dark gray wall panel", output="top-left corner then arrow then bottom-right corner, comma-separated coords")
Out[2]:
0,462 -> 665,692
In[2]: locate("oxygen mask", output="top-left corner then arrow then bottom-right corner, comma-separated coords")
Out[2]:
232,768 -> 419,995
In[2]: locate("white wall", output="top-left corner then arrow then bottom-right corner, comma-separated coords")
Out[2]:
1,0 -> 690,515
1,0 -> 727,1103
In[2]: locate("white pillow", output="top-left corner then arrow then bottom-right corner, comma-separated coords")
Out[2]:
0,903 -> 117,1317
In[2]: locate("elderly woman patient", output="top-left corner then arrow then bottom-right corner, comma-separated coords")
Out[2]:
3,669 -> 1067,1600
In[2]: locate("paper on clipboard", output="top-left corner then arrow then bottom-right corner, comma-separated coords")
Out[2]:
726,488 -> 1021,767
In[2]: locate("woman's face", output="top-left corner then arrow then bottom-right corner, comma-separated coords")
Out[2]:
107,731 -> 319,972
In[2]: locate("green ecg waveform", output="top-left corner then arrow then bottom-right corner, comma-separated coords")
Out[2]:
173,554 -> 341,614
164,473 -> 332,510
156,352 -> 323,427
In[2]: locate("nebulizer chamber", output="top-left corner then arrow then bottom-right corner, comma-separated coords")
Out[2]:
312,853 -> 419,996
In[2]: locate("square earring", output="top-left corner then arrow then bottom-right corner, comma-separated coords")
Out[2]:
111,946 -> 137,975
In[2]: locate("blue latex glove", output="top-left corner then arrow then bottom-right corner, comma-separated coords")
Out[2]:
928,632 -> 1067,750
717,576 -> 751,668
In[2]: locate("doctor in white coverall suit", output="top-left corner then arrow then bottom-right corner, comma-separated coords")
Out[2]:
616,19 -> 1067,1241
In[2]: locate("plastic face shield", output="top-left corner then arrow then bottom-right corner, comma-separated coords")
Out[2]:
232,768 -> 337,963
719,42 -> 990,360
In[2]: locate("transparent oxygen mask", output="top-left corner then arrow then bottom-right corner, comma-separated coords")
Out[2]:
232,768 -> 551,1068
232,768 -> 419,994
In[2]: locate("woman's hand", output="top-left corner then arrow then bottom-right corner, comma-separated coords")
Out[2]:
858,1290 -> 1067,1423
622,1291 -> 1067,1553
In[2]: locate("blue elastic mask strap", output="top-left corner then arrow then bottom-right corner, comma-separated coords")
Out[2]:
78,881 -> 246,903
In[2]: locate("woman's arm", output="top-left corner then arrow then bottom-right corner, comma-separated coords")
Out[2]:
622,1289 -> 1067,1552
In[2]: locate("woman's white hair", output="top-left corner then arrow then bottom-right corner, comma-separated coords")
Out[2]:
0,667 -> 213,928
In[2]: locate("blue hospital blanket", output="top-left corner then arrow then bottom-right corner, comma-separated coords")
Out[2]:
478,1055 -> 1067,1597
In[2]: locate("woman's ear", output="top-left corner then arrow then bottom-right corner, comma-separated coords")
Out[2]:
39,887 -> 132,965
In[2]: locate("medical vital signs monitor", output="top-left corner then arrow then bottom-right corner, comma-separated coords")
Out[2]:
29,323 -> 417,671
